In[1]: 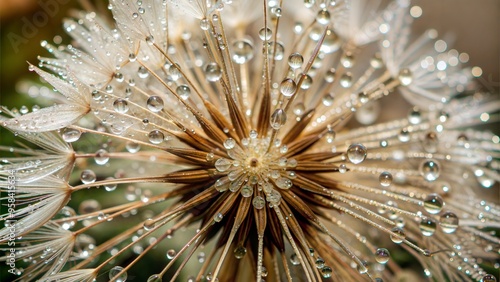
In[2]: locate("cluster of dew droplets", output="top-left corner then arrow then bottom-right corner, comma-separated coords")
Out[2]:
213,131 -> 297,209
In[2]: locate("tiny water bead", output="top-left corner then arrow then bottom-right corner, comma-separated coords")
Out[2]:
374,248 -> 390,264
223,138 -> 236,149
204,62 -> 222,82
232,40 -> 254,64
390,227 -> 406,244
113,98 -> 129,114
148,130 -> 165,144
419,217 -> 437,236
240,185 -> 253,197
481,274 -> 497,282
252,196 -> 265,209
143,218 -> 155,230
419,159 -> 440,181
423,193 -> 444,214
146,96 -> 164,112
347,143 -> 367,164
280,78 -> 297,97
80,169 -> 96,184
176,84 -> 191,100
270,108 -> 287,130
109,266 -> 127,282
339,73 -> 353,88
147,274 -> 162,282
290,253 -> 300,265
321,266 -> 333,278
398,128 -> 411,142
325,128 -> 336,143
288,53 -> 303,69
166,249 -> 176,259
398,68 -> 413,86
379,172 -> 393,187
126,141 -> 141,153
215,158 -> 232,172
315,257 -> 325,268
258,27 -> 272,40
61,127 -> 82,142
55,206 -> 76,230
213,212 -> 223,222
94,149 -> 109,165
234,245 -> 247,259
138,66 -> 149,78
408,108 -> 422,124
439,211 -> 459,233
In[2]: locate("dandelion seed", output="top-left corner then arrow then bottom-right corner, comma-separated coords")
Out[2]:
0,0 -> 498,281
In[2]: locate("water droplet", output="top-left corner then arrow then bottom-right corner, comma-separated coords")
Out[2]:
347,144 -> 367,164
398,128 -> 411,142
204,62 -> 222,82
481,274 -> 497,282
148,130 -> 164,144
147,274 -> 162,282
339,73 -> 352,88
422,131 -> 438,153
109,266 -> 127,282
200,18 -> 209,30
408,108 -> 421,124
166,249 -> 176,259
223,138 -> 236,150
316,9 -> 330,25
80,170 -> 96,184
206,153 -> 214,161
315,257 -> 325,268
167,64 -> 182,81
126,142 -> 141,153
215,158 -> 232,172
325,128 -> 336,143
213,212 -> 223,222
145,35 -> 155,45
275,177 -> 292,189
147,96 -> 164,112
419,159 -> 440,181
143,218 -> 155,230
138,66 -> 149,78
104,178 -> 117,192
241,185 -> 253,197
290,253 -> 300,265
94,149 -> 109,165
55,206 -> 76,230
339,163 -> 347,173
252,196 -> 265,209
377,172 -> 393,187
390,227 -> 406,244
423,193 -> 444,214
280,78 -> 297,97
439,211 -> 459,233
419,217 -> 437,236
234,245 -> 247,259
176,85 -> 191,100
270,108 -> 287,129
113,98 -> 129,114
75,234 -> 96,258
288,53 -> 303,69
340,52 -> 355,68
375,248 -> 390,264
232,40 -> 254,64
258,27 -> 272,40
398,68 -> 413,86
321,266 -> 332,278
370,53 -> 383,69
62,128 -> 82,142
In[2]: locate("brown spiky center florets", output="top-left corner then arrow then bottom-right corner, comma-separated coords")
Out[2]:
213,133 -> 297,208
